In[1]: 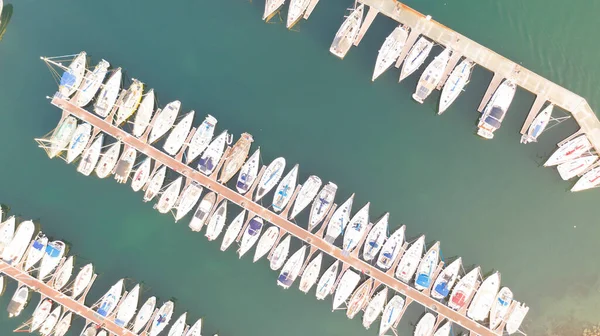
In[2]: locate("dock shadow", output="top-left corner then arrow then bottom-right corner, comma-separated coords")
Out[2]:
0,4 -> 14,42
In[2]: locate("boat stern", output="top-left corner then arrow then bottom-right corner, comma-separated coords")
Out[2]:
476,127 -> 495,139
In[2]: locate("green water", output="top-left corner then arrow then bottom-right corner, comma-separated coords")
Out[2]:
0,0 -> 598,335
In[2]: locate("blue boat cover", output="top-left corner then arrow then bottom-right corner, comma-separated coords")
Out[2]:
59,71 -> 76,89
415,273 -> 430,288
248,219 -> 262,234
277,272 -> 293,286
382,252 -> 393,259
489,106 -> 505,120
434,281 -> 450,297
484,116 -> 502,129
32,240 -> 44,250
45,244 -> 61,258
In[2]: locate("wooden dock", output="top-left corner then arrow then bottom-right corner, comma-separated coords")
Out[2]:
51,95 -> 502,336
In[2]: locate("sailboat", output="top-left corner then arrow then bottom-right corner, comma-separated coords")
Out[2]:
185,319 -> 202,336
38,240 -> 66,280
571,166 -> 600,192
148,101 -> 182,144
277,246 -> 307,289
219,132 -> 254,184
489,287 -> 513,330
362,287 -> 387,329
39,305 -> 61,336
379,295 -> 405,335
438,59 -> 474,114
412,48 -> 451,103
53,312 -> 72,336
263,0 -> 285,21
271,164 -> 298,212
362,213 -> 389,262
431,257 -> 462,300
255,157 -> 286,201
395,235 -> 425,283
332,270 -> 361,310
372,25 -> 409,81
188,192 -> 216,232
315,260 -> 339,300
477,80 -> 517,139
149,301 -> 174,336
186,115 -> 218,164
205,200 -> 228,241
253,226 -> 279,262
433,321 -> 452,336
174,182 -> 203,222
414,241 -> 440,290
72,263 -> 94,299
77,134 -> 103,176
143,166 -> 167,202
30,298 -> 53,332
520,104 -> 553,143
414,313 -> 436,336
131,296 -> 157,333
114,147 -> 137,183
545,135 -> 592,166
52,256 -> 74,291
23,233 -> 48,272
197,130 -> 228,175
132,89 -> 155,138
94,68 -> 122,118
307,182 -> 337,230
131,157 -> 153,192
115,284 -> 140,327
329,5 -> 364,59
0,216 -> 16,255
342,202 -> 370,252
346,279 -> 373,318
399,37 -> 433,82
286,0 -> 311,29
168,313 -> 187,336
299,253 -> 323,293
324,194 -> 354,244
66,122 -> 92,163
2,220 -> 35,265
48,116 -> 77,159
448,266 -> 480,310
238,217 -> 264,258
74,59 -> 110,107
156,177 -> 183,214
376,225 -> 405,270
58,51 -> 87,98
269,235 -> 291,271
556,155 -> 598,180
95,141 -> 121,178
114,79 -> 144,126
163,111 -> 195,156
220,210 -> 246,251
96,279 -> 124,317
236,148 -> 261,194
467,271 -> 501,321
289,175 -> 322,220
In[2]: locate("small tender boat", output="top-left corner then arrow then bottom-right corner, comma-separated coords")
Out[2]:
52,256 -> 74,291
342,202 -> 370,252
255,157 -> 286,201
253,226 -> 279,262
332,270 -> 361,310
399,37 -> 433,82
205,200 -> 228,241
272,164 -> 298,212
467,271 -> 501,321
545,135 -> 592,166
95,141 -> 121,178
238,217 -> 264,258
74,59 -> 110,107
0,216 -> 16,255
557,155 -> 598,180
448,266 -> 480,310
220,133 -> 254,184
395,235 -> 425,283
197,130 -> 228,175
329,5 -> 364,59
363,213 -> 389,262
362,287 -> 388,329
175,182 -> 203,222
156,177 -> 183,214
185,318 -> 202,336
58,51 -> 86,98
114,147 -> 137,183
438,59 -> 474,114
286,0 -> 311,29
315,260 -> 339,300
39,240 -> 66,280
163,111 -> 195,156
346,279 -> 373,319
131,157 -> 153,192
131,296 -> 157,333
477,80 -> 517,139
414,241 -> 440,290
77,134 -> 104,176
143,166 -> 167,202
236,148 -> 261,194
571,166 -> 600,192
431,257 -> 462,300
269,235 -> 291,271
307,182 -> 337,230
263,0 -> 285,21
167,312 -> 187,336
149,301 -> 174,336
24,232 -> 48,272
94,68 -> 122,118
115,79 -> 144,126
506,302 -> 529,335
376,225 -> 405,270
7,285 -> 29,317
132,89 -> 155,138
521,104 -> 553,143
324,194 -> 354,244
186,115 -> 218,164
433,321 -> 452,336
379,295 -> 405,335
372,25 -> 409,81
189,191 -> 216,232
31,298 -> 53,332
53,312 -> 72,336
72,263 -> 94,299
40,305 -> 61,336
2,220 -> 35,265
66,122 -> 92,163
412,48 -> 451,103
289,175 -> 322,220
148,101 -> 182,144
489,287 -> 513,330
220,210 -> 246,251
414,313 -> 436,336
299,253 -> 323,293
115,284 -> 140,327
277,245 -> 307,289
49,116 -> 77,159
96,278 -> 124,317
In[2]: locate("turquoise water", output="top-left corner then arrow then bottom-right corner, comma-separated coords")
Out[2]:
0,0 -> 598,335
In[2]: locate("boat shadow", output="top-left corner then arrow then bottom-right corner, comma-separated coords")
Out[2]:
0,4 -> 14,42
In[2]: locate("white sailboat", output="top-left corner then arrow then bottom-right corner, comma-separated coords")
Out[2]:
289,175 -> 322,220
52,256 -> 74,291
431,257 -> 462,300
114,79 -> 144,126
2,220 -> 35,265
315,260 -> 339,300
48,116 -> 77,159
399,37 -> 433,82
448,266 -> 480,310
342,202 -> 370,252
414,241 -> 440,290
489,287 -> 513,330
545,135 -> 592,166
156,177 -> 183,214
168,312 -> 187,336
329,5 -> 364,59
220,210 -> 245,251
277,245 -> 307,289
438,59 -> 474,114
0,216 -> 16,255
556,155 -> 598,180
269,235 -> 291,271
346,279 -> 373,318
114,147 -> 137,183
372,25 -> 409,81
572,166 -> 600,192
131,157 -> 153,192
53,312 -> 72,336
433,321 -> 452,336
299,252 -> 323,293
95,141 -> 121,178
148,101 -> 182,144
186,115 -> 218,164
467,271 -> 501,321
74,59 -> 110,107
255,157 -> 286,201
238,217 -> 264,258
362,213 -> 389,262
39,240 -> 66,280
185,319 -> 202,336
520,104 -> 553,143
143,166 -> 167,202
72,263 -> 94,299
395,235 -> 425,283
94,68 -> 122,118
379,295 -> 405,335
271,163 -> 298,212
164,111 -> 195,156
23,233 -> 48,272
324,194 -> 354,244
286,0 -> 311,29
253,226 -> 279,262
376,225 -> 405,270
96,279 -> 124,317
205,200 -> 228,241
77,134 -> 104,176
30,298 -> 53,332
131,296 -> 157,333
307,182 -> 337,230
362,287 -> 387,329
132,89 -> 155,138
39,305 -> 61,336
197,130 -> 228,175
66,122 -> 92,163
236,148 -> 261,194
149,301 -> 174,336
412,48 -> 451,103
332,270 -> 361,310
189,192 -> 216,232
174,182 -> 203,222
58,51 -> 87,98
263,0 -> 285,21
414,313 -> 436,336
477,80 -> 517,139
115,284 -> 140,327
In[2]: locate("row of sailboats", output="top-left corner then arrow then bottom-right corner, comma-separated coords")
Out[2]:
262,0 -> 319,29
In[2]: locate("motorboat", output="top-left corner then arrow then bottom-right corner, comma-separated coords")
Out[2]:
236,148 -> 261,194
477,80 -> 517,139
148,101 -> 182,144
205,200 -> 228,241
329,5 -> 364,59
95,141 -> 121,178
545,135 -> 592,166
362,287 -> 387,329
39,240 -> 66,280
149,301 -> 174,336
48,116 -> 77,159
115,284 -> 140,327
520,104 -> 553,143
94,68 -> 122,118
23,232 -> 48,272
431,257 -> 462,300
506,302 -> 529,334
346,279 -> 373,319
324,194 -> 354,244
255,157 -> 286,201
289,175 -> 322,220
168,312 -> 187,336
299,252 -> 322,293
72,263 -> 94,299
175,182 -> 203,222
253,226 -> 279,262
77,134 -> 103,176
277,246 -> 306,289
376,225 -> 405,270
58,51 -> 86,98
39,305 -> 61,336
332,270 -> 361,310
189,192 -> 216,232
572,166 -> 600,192
197,130 -> 228,175
114,147 -> 137,183
362,213 -> 389,262
163,111 -> 195,156
342,202 -> 370,252
315,260 -> 339,300
414,241 -> 440,290
114,79 -> 144,126
448,266 -> 480,310
66,122 -> 92,163
30,298 -> 53,332
155,177 -> 182,214
132,89 -> 155,138
220,132 -> 254,184
131,157 -> 153,192
467,271 -> 501,321
2,220 -> 35,265
220,210 -> 246,251
7,285 -> 29,317
143,166 -> 167,202
271,164 -> 298,212
96,278 -> 124,317
414,313 -> 435,336
0,216 -> 16,255
399,37 -> 433,82
557,155 -> 598,180
307,182 -> 337,230
395,235 -> 425,283
238,217 -> 263,258
438,59 -> 474,114
269,235 -> 291,271
186,115 -> 218,164
52,255 -> 74,291
372,25 -> 409,81
412,48 -> 451,103
74,59 -> 110,107
379,295 -> 405,335
489,287 -> 513,330
131,296 -> 157,333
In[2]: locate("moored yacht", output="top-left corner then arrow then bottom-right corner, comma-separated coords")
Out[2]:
315,260 -> 339,300
94,68 -> 122,118
238,217 -> 263,258
395,235 -> 425,283
477,80 -> 517,139
131,296 -> 157,334
143,166 -> 167,202
255,157 -> 286,201
168,312 -> 187,336
96,279 -> 124,317
115,284 -> 140,327
74,59 -> 110,107
346,279 -> 373,319
0,216 -> 15,255
52,255 -> 74,291
132,89 -> 155,138
48,116 -> 77,159
189,192 -> 216,232
467,271 -> 501,321
307,182 -> 337,230
149,301 -> 174,336
95,141 -> 121,178
30,298 -> 53,332
414,313 -> 436,336
438,59 -> 474,114
506,302 -> 529,335
114,146 -> 137,183
571,166 -> 600,192
277,245 -> 306,289
7,285 -> 29,317
489,287 -> 513,330
263,0 -> 285,21
66,122 -> 92,164
163,111 -> 195,156
433,321 -> 452,336
289,175 -> 322,220
205,200 -> 228,241
253,226 -> 279,262
197,130 -> 228,175
72,263 -> 94,299
286,0 -> 311,29
185,318 -> 202,336
39,305 -> 61,336
114,79 -> 144,126
412,48 -> 451,103
220,210 -> 246,251
362,287 -> 387,329
448,266 -> 480,311
58,51 -> 86,98
219,132 -> 254,184
557,155 -> 597,180
324,194 -> 354,244
2,220 -> 35,265
186,115 -> 218,164
131,157 -> 153,192
53,312 -> 72,336
343,202 -> 370,252
39,240 -> 66,280
269,235 -> 291,271
77,134 -> 103,176
148,101 -> 182,144
376,225 -> 405,270
271,164 -> 298,212
329,5 -> 364,59
174,182 -> 203,222
520,104 -> 553,143
431,257 -> 462,300
399,37 -> 433,82
372,25 -> 409,81
332,270 -> 361,310
545,135 -> 592,166
298,252 -> 322,293
379,295 -> 405,335
23,233 -> 48,273
236,148 -> 261,194
414,241 -> 440,290
362,213 -> 389,262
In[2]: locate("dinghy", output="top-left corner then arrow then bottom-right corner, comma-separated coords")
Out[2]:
168,312 -> 187,336
343,202 -> 370,252
149,301 -> 174,336
521,104 -> 553,143
329,5 -> 364,59
271,164 -> 298,212
66,123 -> 92,163
175,182 -> 203,222
395,235 -> 425,283
72,263 -> 94,299
269,235 -> 291,271
197,130 -> 228,175
286,0 -> 311,29
95,142 -> 121,178
94,69 -> 122,118
77,134 -> 103,176
489,287 -> 513,330
572,166 -> 600,192
346,279 -> 373,318
299,253 -> 323,293
52,256 -> 74,291
58,51 -> 86,98
148,101 -> 182,144
131,296 -> 157,333
362,213 -> 389,262
96,279 -> 124,317
39,305 -> 61,336
156,177 -> 183,214
277,245 -> 307,289
205,200 -> 228,241
255,157 -> 286,201
131,157 -> 153,192
362,287 -> 388,329
0,216 -> 16,255
132,89 -> 155,138
2,220 -> 35,265
315,260 -> 339,300
253,226 -> 279,262
448,266 -> 480,310
53,312 -> 72,336
115,79 -> 144,126
376,225 -> 405,270
74,59 -> 110,107
399,37 -> 433,82
39,240 -> 66,280
289,175 -> 322,219
115,284 -> 140,327
438,59 -> 474,114
143,166 -> 167,202
506,303 -> 529,335
307,182 -> 337,230
372,25 -> 409,81
557,155 -> 598,180
414,313 -> 436,336
23,233 -> 48,272
412,48 -> 451,103
7,285 -> 29,317
220,210 -> 245,251
431,257 -> 462,300
467,271 -> 501,321
48,116 -> 77,159
30,298 -> 53,332
332,270 -> 361,310
238,217 -> 264,258
185,318 -> 202,336
414,241 -> 440,290
114,147 -> 137,183
379,295 -> 405,335
324,194 -> 354,244
186,115 -> 218,164
477,80 -> 517,139
219,132 -> 254,184
163,111 -> 195,156
189,192 -> 216,232
236,148 -> 261,194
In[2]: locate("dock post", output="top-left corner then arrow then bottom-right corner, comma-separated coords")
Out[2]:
478,73 -> 503,112
353,7 -> 379,46
175,127 -> 197,163
395,29 -> 420,68
437,52 -> 463,89
520,95 -> 547,134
